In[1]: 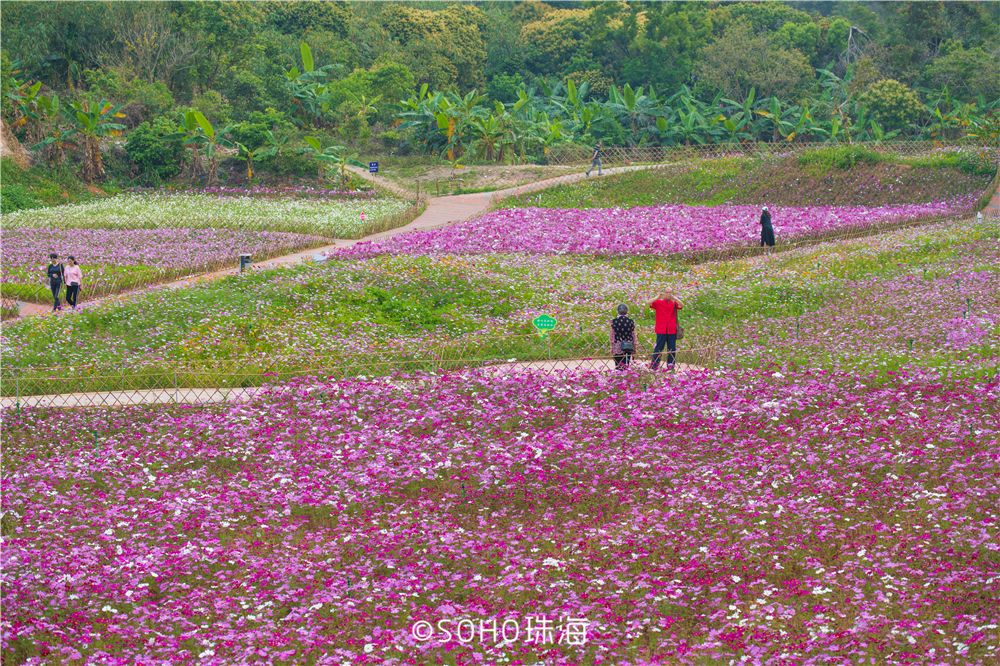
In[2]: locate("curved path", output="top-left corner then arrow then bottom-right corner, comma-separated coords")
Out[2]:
12,164 -> 659,319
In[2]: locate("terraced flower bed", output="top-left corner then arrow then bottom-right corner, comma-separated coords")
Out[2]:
338,200 -> 975,259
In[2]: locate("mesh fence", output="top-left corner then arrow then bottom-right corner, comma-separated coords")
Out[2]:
0,331 -> 723,409
544,140 -> 998,166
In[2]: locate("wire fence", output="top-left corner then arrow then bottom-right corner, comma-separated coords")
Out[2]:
1,335 -> 722,409
544,140 -> 998,166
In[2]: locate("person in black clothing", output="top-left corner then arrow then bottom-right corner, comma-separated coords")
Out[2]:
586,142 -> 603,177
46,253 -> 65,311
610,304 -> 637,370
760,206 -> 775,247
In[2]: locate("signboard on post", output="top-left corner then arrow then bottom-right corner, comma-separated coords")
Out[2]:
532,314 -> 557,337
369,161 -> 379,174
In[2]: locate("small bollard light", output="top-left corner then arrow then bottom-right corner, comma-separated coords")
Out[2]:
239,254 -> 252,272
977,211 -> 984,223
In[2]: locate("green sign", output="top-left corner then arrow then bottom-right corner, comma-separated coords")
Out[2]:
532,314 -> 557,337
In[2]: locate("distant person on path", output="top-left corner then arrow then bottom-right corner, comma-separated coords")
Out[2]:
586,142 -> 603,177
64,255 -> 83,309
610,304 -> 637,370
760,206 -> 775,247
46,253 -> 64,311
649,289 -> 683,371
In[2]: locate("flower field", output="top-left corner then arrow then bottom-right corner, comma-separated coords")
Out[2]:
0,227 -> 324,303
338,199 -> 974,259
1,194 -> 415,302
2,194 -> 414,238
4,216 -> 994,384
3,366 -> 998,663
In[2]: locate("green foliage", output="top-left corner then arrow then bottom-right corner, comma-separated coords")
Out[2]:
125,116 -> 185,184
694,21 -> 815,101
924,44 -> 1000,103
81,68 -> 174,126
1,0 -> 997,182
902,151 -> 997,177
1,181 -> 38,213
798,146 -> 884,170
0,157 -> 112,212
857,79 -> 925,133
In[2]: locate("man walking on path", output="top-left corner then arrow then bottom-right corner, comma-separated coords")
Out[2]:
586,142 -> 603,176
760,206 -> 775,247
649,289 -> 683,371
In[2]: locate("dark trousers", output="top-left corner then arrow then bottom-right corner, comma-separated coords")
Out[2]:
586,156 -> 602,175
50,280 -> 62,310
65,283 -> 80,308
651,333 -> 677,369
614,353 -> 632,370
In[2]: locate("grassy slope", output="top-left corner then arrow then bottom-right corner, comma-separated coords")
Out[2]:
0,157 -> 116,213
501,153 -> 995,209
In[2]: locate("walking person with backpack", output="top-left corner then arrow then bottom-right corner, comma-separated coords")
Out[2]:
586,141 -> 603,177
64,255 -> 83,309
649,289 -> 684,371
45,253 -> 65,311
610,304 -> 637,370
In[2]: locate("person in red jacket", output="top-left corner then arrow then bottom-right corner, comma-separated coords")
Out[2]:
649,289 -> 683,371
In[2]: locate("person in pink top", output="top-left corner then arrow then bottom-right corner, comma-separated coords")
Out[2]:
649,288 -> 683,371
63,255 -> 83,309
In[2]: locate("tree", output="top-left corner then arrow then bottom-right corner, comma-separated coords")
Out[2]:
924,43 -> 1000,103
125,116 -> 184,184
857,79 -> 924,133
695,22 -> 815,101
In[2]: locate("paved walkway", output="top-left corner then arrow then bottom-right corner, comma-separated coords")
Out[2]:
11,164 -> 657,319
2,359 -> 698,409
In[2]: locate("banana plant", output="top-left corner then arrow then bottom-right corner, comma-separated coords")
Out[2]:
183,110 -> 233,185
62,99 -> 126,182
469,110 -> 506,162
285,41 -> 340,127
234,141 -> 277,182
30,94 -> 74,165
302,136 -> 365,186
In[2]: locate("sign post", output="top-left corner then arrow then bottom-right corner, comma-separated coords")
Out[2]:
532,314 -> 557,338
369,161 -> 379,175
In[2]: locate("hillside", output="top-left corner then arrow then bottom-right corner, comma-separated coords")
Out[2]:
502,148 -> 996,209
0,158 -> 115,213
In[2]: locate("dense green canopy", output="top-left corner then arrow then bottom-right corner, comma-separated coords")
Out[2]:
2,1 -> 997,184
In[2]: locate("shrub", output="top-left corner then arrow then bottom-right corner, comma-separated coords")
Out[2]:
1,182 -> 39,213
798,145 -> 884,170
125,116 -> 184,185
857,79 -> 924,133
903,150 -> 998,177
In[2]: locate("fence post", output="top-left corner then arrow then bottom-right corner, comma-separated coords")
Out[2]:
15,373 -> 20,418
173,369 -> 179,404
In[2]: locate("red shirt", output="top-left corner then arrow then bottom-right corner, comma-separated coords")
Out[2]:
650,299 -> 681,334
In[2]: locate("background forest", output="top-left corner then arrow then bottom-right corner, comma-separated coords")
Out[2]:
1,0 -> 998,203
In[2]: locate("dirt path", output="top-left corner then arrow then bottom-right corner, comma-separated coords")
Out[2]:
11,164 -> 656,319
2,359 -> 698,409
